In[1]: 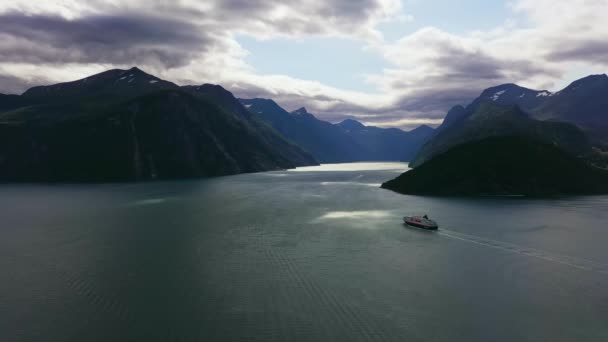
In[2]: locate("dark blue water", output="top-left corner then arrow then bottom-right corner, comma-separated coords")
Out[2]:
1,163 -> 607,341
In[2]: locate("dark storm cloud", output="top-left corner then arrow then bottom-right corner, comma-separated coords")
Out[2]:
208,4 -> 328,36
317,0 -> 388,20
408,42 -> 557,87
209,0 -> 392,36
214,0 -> 275,14
392,88 -> 477,117
213,0 -> 386,20
0,12 -> 212,67
546,40 -> 608,64
382,40 -> 561,122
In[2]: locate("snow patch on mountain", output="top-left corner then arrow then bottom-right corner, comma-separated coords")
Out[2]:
536,91 -> 551,97
491,90 -> 506,101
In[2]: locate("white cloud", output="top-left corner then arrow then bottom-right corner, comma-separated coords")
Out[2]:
0,0 -> 606,129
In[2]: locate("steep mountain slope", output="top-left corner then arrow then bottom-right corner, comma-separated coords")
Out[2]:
534,74 -> 608,143
240,99 -> 365,162
437,105 -> 467,132
0,69 -> 317,182
470,83 -> 551,111
534,74 -> 608,127
451,74 -> 608,143
182,84 -> 252,120
383,136 -> 608,197
240,98 -> 434,162
182,84 -> 315,166
410,102 -> 590,167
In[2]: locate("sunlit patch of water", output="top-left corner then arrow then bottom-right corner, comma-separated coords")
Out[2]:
317,210 -> 395,220
303,194 -> 325,198
262,173 -> 288,177
314,210 -> 397,229
439,229 -> 608,274
321,182 -> 381,187
126,198 -> 168,206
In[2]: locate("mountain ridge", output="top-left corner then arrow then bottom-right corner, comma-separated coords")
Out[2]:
240,97 -> 434,163
410,102 -> 590,168
410,73 -> 607,168
0,67 -> 318,182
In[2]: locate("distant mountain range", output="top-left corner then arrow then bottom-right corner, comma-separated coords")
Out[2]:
240,98 -> 434,163
1,66 -> 605,188
410,74 -> 608,168
0,67 -> 317,182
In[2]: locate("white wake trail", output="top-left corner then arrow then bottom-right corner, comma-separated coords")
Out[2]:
437,228 -> 608,275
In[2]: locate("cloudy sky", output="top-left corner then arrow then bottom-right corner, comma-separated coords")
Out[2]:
0,0 -> 606,129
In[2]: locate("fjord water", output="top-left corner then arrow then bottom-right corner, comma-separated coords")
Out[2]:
1,163 -> 607,341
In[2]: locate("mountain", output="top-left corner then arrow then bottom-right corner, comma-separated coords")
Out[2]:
335,119 -> 433,161
534,74 -> 608,142
470,83 -> 551,111
337,118 -> 366,131
382,136 -> 608,197
410,102 -> 590,168
407,124 -> 435,140
240,98 -> 434,163
438,105 -> 467,131
22,67 -> 178,102
182,84 -> 252,120
456,74 -> 608,143
0,68 -> 317,182
534,74 -> 608,126
241,99 -> 362,162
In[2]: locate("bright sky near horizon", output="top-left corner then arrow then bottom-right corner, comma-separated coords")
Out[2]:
0,0 -> 606,129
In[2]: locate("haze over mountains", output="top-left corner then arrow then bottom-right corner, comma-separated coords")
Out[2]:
240,98 -> 434,163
